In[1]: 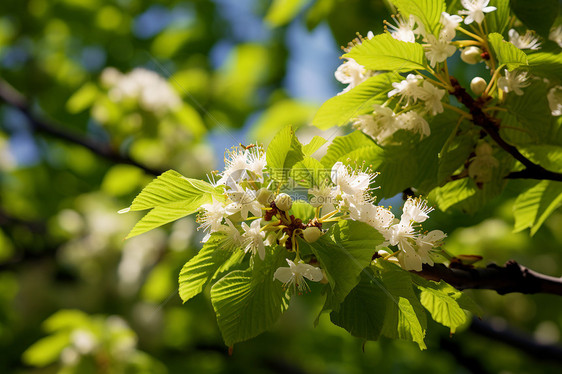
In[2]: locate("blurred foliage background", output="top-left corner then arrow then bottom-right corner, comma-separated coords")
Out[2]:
1,0 -> 561,373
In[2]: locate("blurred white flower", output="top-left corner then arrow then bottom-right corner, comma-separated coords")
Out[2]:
335,58 -> 369,94
458,0 -> 497,25
274,259 -> 323,293
386,14 -> 417,43
241,218 -> 266,260
497,69 -> 530,95
509,29 -> 541,50
548,25 -> 562,48
547,86 -> 562,116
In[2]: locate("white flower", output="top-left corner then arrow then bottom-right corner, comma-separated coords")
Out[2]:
395,111 -> 431,139
497,69 -> 530,96
547,86 -> 562,116
401,197 -> 434,223
331,162 -> 376,206
419,81 -> 446,115
218,146 -> 266,186
241,218 -> 266,260
352,104 -> 398,144
424,35 -> 457,67
440,12 -> 462,41
549,25 -> 562,48
198,199 -> 227,242
415,230 -> 447,266
458,0 -> 497,25
225,186 -> 262,220
273,259 -> 323,293
218,218 -> 243,247
353,203 -> 395,233
308,185 -> 337,209
508,29 -> 541,50
385,221 -> 423,270
335,58 -> 369,94
388,74 -> 424,106
386,14 -> 417,43
71,329 -> 97,354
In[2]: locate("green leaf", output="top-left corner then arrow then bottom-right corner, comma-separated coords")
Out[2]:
179,233 -> 245,303
101,164 -> 145,197
378,261 -> 427,350
266,126 -> 305,185
302,135 -> 327,156
344,33 -> 427,72
389,0 -> 445,37
429,178 -> 477,211
519,145 -> 562,173
66,82 -> 99,113
438,133 -> 477,183
301,220 -> 384,310
126,206 -> 204,239
488,32 -> 528,71
414,279 -> 469,333
330,268 -> 387,340
313,72 -> 401,130
510,0 -> 559,38
525,52 -> 562,81
265,0 -> 310,27
292,157 -> 326,188
288,200 -> 316,222
128,170 -> 221,211
22,334 -> 71,367
321,131 -> 380,168
43,309 -> 90,333
485,0 -> 511,35
210,246 -> 290,347
513,180 -> 562,235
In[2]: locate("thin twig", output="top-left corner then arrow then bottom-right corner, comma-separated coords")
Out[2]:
0,79 -> 163,176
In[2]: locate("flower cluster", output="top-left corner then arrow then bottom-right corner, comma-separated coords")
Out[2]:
196,144 -> 447,292
101,67 -> 181,115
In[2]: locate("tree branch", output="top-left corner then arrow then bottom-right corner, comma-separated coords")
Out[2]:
0,79 -> 163,176
449,77 -> 562,182
470,317 -> 562,365
413,260 -> 562,296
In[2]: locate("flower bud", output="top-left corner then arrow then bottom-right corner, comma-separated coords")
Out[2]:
470,77 -> 487,95
274,193 -> 293,211
302,227 -> 323,243
461,46 -> 483,64
257,188 -> 274,206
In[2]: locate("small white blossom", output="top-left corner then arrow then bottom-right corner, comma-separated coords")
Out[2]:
353,104 -> 398,144
458,0 -> 497,25
424,35 -> 457,67
395,110 -> 431,139
549,25 -> 562,48
354,203 -> 395,233
547,86 -> 562,116
386,14 -> 417,43
218,218 -> 243,247
402,197 -> 434,223
509,29 -> 541,50
415,230 -> 447,266
198,199 -> 227,242
218,146 -> 266,186
388,74 -> 424,106
497,69 -> 531,96
309,185 -> 337,209
274,259 -> 323,293
335,58 -> 369,94
241,218 -> 266,260
440,12 -> 462,41
225,186 -> 262,220
331,162 -> 376,206
419,81 -> 446,115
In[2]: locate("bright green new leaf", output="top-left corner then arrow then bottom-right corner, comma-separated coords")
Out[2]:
292,157 -> 326,188
302,135 -> 327,156
301,220 -> 384,311
126,206 -> 208,239
415,279 -> 469,333
378,261 -> 427,350
266,126 -> 304,185
488,33 -> 528,71
66,82 -> 99,113
128,170 -> 221,211
485,0 -> 511,35
321,131 -> 380,168
513,180 -> 562,235
330,268 -> 387,340
179,233 -> 245,303
525,52 -> 562,81
210,246 -> 290,347
313,72 -> 401,129
389,0 -> 445,37
344,33 -> 427,72
265,0 -> 310,27
22,333 -> 71,367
